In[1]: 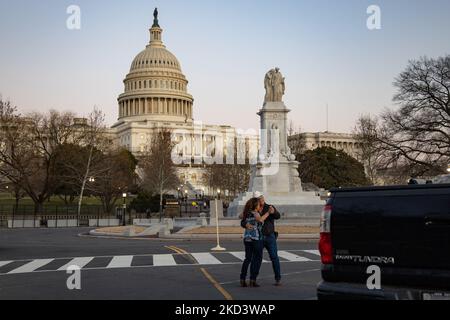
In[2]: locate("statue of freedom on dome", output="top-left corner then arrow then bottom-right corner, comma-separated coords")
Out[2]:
264,68 -> 285,103
153,8 -> 160,27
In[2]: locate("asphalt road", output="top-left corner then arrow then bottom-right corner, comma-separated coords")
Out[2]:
0,228 -> 321,300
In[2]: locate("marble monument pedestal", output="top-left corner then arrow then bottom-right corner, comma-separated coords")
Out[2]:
227,146 -> 324,219
228,99 -> 325,219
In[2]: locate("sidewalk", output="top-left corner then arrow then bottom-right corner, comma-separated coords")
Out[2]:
89,225 -> 320,241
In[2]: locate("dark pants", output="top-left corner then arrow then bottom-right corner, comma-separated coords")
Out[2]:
264,233 -> 281,281
240,239 -> 264,281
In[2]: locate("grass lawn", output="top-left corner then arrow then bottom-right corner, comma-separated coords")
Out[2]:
0,193 -> 104,206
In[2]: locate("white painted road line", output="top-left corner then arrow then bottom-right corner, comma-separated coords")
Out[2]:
303,250 -> 321,256
191,253 -> 222,265
229,252 -> 245,261
229,252 -> 268,263
106,256 -> 133,269
8,259 -> 54,274
153,254 -> 177,266
0,261 -> 13,268
278,251 -> 312,262
58,257 -> 95,271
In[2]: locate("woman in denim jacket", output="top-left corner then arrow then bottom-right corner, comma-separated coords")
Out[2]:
240,197 -> 270,287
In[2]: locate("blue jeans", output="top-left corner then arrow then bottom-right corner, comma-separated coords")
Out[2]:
240,239 -> 264,281
264,233 -> 281,281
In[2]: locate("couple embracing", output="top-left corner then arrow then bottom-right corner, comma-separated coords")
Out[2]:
239,192 -> 281,287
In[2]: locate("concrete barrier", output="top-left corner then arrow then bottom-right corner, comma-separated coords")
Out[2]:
89,219 -> 121,227
173,218 -> 198,228
164,218 -> 174,231
47,220 -> 78,228
8,220 -> 40,228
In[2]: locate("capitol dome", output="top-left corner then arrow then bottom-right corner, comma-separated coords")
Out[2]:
130,47 -> 182,73
117,11 -> 194,123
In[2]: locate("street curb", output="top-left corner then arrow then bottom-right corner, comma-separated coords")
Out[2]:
160,233 -> 320,241
80,231 -> 319,242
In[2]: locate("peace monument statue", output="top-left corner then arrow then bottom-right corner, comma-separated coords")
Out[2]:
264,68 -> 285,103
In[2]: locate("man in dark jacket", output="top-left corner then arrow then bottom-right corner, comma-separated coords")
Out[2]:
241,192 -> 282,286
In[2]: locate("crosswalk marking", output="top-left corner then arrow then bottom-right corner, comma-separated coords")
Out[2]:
107,256 -> 133,269
153,254 -> 177,266
191,253 -> 222,265
0,261 -> 12,268
229,252 -> 268,263
8,259 -> 54,274
278,251 -> 311,262
303,250 -> 320,256
229,252 -> 246,261
0,250 -> 319,276
58,257 -> 95,271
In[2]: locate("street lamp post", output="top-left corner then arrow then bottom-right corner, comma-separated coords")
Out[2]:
122,193 -> 127,226
212,188 -> 226,252
201,188 -> 205,213
177,187 -> 182,217
184,190 -> 188,216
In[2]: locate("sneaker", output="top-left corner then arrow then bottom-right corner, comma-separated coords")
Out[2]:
274,280 -> 282,286
240,280 -> 248,287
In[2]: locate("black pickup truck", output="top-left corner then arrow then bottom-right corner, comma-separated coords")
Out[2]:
317,184 -> 450,300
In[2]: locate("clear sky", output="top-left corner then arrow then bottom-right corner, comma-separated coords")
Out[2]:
1,0 -> 449,133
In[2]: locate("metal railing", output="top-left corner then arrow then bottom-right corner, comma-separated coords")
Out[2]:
0,204 -> 213,229
0,205 -> 145,229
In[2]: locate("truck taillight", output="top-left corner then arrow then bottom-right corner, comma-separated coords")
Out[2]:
319,205 -> 333,264
320,205 -> 332,233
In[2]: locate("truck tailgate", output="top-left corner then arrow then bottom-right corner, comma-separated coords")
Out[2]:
328,186 -> 450,288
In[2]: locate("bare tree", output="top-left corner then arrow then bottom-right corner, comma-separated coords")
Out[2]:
353,114 -> 384,184
378,56 -> 450,175
74,108 -> 108,222
140,129 -> 180,218
204,164 -> 251,199
86,148 -> 137,214
0,102 -> 78,213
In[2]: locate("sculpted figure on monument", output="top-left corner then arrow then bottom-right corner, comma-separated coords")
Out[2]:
153,8 -> 160,27
264,69 -> 275,103
264,68 -> 285,103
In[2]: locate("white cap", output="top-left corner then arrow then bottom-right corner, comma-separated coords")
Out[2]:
253,191 -> 264,199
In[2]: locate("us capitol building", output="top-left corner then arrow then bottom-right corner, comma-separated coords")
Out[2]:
109,11 -> 259,196
108,10 -> 362,196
